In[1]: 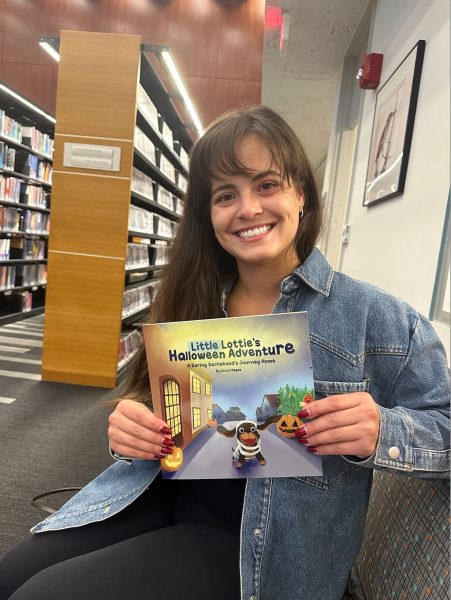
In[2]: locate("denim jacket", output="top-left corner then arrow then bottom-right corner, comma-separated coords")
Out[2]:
32,248 -> 450,600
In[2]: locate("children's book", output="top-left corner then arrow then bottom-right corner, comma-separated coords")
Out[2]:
143,312 -> 322,479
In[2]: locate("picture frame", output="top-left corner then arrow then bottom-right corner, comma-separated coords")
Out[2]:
363,40 -> 426,207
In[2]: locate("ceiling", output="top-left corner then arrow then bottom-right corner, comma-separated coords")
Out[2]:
262,0 -> 370,189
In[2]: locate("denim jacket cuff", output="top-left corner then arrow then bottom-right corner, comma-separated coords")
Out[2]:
109,445 -> 132,464
364,405 -> 415,472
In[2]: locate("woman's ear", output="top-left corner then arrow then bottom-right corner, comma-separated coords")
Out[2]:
297,190 -> 305,213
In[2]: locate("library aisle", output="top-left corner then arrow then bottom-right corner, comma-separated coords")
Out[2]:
0,315 -> 116,559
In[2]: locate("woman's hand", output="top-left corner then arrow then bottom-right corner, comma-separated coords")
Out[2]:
108,399 -> 174,460
295,392 -> 381,459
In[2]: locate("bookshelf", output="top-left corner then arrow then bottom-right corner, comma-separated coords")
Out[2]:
41,31 -> 192,388
0,84 -> 54,324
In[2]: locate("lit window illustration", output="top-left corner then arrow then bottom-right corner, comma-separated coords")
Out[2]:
192,376 -> 201,393
162,379 -> 181,437
205,382 -> 211,396
192,407 -> 201,429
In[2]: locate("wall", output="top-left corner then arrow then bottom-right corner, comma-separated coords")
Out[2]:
326,0 -> 449,354
0,0 -> 264,128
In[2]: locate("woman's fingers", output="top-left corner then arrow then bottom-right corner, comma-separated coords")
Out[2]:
108,399 -> 173,461
295,392 -> 380,458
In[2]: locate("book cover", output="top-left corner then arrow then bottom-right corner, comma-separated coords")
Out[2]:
143,312 -> 322,479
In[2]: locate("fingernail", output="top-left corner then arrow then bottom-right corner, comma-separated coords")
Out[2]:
295,426 -> 307,437
159,426 -> 172,434
162,437 -> 175,447
161,446 -> 173,455
307,446 -> 318,454
297,438 -> 309,445
154,453 -> 165,459
298,409 -> 310,418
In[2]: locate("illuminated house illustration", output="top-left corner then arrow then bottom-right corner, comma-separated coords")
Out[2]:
256,393 -> 280,421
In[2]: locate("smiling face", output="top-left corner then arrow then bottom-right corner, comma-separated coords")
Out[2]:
210,135 -> 304,272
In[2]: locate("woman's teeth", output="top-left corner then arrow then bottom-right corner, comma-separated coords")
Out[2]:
237,225 -> 272,239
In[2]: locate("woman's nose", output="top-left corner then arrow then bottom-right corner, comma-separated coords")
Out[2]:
236,191 -> 263,219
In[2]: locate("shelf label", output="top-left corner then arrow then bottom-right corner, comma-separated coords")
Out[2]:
63,143 -> 121,171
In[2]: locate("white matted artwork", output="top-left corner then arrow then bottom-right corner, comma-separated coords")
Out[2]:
363,40 -> 425,207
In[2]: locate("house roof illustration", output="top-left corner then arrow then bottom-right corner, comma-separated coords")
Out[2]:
261,394 -> 280,409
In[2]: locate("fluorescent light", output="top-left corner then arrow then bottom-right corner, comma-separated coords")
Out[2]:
0,84 -> 56,124
161,50 -> 204,136
39,40 -> 60,63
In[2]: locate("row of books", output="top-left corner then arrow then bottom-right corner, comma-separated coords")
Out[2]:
0,237 -> 46,261
129,206 -> 176,239
0,265 -> 15,289
0,263 -> 47,290
0,175 -> 21,202
134,126 -> 187,191
16,263 -> 47,286
0,113 -> 53,158
21,126 -> 53,158
126,243 -> 150,269
152,241 -> 168,266
20,184 -> 48,208
0,289 -> 33,313
118,328 -> 142,369
131,167 -> 184,215
0,145 -> 52,181
122,282 -> 154,319
0,207 -> 50,234
137,85 -> 189,171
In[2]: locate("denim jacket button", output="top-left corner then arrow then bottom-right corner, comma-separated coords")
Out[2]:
254,528 -> 262,537
249,596 -> 256,600
388,446 -> 400,459
103,506 -> 110,514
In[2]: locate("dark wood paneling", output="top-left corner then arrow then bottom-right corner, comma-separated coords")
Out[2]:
3,0 -> 58,64
1,0 -> 263,155
216,0 -> 264,80
2,62 -> 57,115
213,77 -> 262,119
164,0 -> 222,78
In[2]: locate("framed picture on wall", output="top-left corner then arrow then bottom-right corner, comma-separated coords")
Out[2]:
363,40 -> 426,207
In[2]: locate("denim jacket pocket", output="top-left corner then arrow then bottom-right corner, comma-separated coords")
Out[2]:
294,379 -> 371,489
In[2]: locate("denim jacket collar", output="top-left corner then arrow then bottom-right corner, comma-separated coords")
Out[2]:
221,247 -> 334,313
289,246 -> 334,297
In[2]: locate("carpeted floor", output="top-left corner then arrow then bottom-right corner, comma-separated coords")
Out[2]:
0,314 -> 120,559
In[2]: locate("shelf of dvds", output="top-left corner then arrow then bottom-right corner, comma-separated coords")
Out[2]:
42,31 -> 193,388
0,83 -> 54,324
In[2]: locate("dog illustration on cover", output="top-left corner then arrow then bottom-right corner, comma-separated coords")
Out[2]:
217,416 -> 279,468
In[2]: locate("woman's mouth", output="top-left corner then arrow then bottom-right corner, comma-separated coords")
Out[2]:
235,224 -> 274,239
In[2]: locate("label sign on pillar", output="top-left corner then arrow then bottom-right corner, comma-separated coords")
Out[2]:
63,143 -> 121,171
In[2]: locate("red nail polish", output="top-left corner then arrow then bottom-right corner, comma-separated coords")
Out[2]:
161,446 -> 173,455
307,446 -> 318,453
295,426 -> 307,437
298,409 -> 310,418
154,453 -> 165,459
159,426 -> 172,434
162,437 -> 175,447
297,438 -> 309,445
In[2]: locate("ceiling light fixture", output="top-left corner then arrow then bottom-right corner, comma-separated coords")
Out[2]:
39,36 -> 60,62
160,50 -> 204,136
0,83 -> 56,124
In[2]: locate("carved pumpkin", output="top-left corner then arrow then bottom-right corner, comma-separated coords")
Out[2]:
160,446 -> 184,472
276,415 -> 303,438
303,393 -> 314,404
207,418 -> 217,428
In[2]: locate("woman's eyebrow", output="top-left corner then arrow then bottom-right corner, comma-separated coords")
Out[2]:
211,170 -> 281,197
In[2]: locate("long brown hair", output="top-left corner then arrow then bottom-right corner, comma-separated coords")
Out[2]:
119,105 -> 322,403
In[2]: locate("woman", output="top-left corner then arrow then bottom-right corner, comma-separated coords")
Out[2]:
1,106 -> 449,600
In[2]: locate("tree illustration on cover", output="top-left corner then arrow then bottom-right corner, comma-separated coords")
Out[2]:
276,384 -> 314,438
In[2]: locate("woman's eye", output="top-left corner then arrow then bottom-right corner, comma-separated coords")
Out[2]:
259,181 -> 279,192
214,193 -> 234,204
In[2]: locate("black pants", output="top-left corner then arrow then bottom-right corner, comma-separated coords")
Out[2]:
0,476 -> 241,600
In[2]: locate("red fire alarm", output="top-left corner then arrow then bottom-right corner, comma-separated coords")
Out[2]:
357,53 -> 383,89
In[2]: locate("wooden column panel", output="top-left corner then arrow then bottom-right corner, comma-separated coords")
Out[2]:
42,252 -> 125,388
42,31 -> 141,388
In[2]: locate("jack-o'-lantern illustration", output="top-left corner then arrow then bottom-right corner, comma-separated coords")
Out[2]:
207,418 -> 217,428
303,393 -> 314,404
160,446 -> 184,472
276,415 -> 302,438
